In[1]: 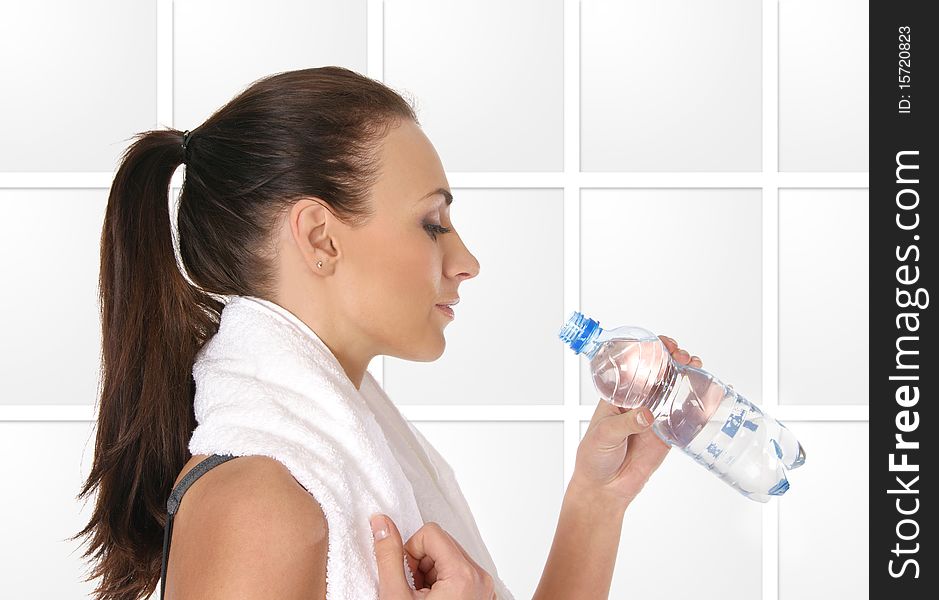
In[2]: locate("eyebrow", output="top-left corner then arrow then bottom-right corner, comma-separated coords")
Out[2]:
419,187 -> 453,205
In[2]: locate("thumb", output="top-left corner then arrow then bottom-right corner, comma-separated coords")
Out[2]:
370,513 -> 411,598
593,406 -> 654,450
586,396 -> 627,432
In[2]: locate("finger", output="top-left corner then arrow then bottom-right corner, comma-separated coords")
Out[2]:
689,355 -> 703,368
427,531 -> 493,599
406,549 -> 439,588
402,522 -> 467,583
658,335 -> 678,352
587,395 -> 626,432
592,406 -> 654,450
370,513 -> 411,597
421,562 -> 438,589
673,347 -> 691,365
437,526 -> 483,571
405,524 -> 478,589
405,551 -> 425,590
621,426 -> 672,469
660,336 -> 693,365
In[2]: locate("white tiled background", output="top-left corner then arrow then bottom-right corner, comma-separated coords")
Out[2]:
0,1 -> 869,598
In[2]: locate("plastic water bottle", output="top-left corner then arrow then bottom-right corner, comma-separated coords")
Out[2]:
559,311 -> 806,502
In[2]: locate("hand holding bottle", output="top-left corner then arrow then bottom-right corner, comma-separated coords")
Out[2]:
570,334 -> 702,508
559,311 -> 806,502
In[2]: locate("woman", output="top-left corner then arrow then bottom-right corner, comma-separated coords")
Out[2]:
72,66 -> 703,600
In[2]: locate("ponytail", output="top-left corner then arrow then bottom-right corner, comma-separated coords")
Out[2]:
70,129 -> 222,600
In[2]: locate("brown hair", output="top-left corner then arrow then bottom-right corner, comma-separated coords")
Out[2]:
70,66 -> 418,600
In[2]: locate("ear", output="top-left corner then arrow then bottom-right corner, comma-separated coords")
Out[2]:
289,198 -> 341,274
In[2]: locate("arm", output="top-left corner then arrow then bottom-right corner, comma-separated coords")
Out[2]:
165,457 -> 328,600
530,478 -> 626,600
530,334 -> 699,600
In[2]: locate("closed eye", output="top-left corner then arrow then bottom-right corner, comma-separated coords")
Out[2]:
423,223 -> 452,241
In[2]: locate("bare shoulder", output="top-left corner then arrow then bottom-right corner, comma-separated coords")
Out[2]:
165,454 -> 328,600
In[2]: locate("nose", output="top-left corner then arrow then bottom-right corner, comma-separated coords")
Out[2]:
446,233 -> 480,281
452,250 -> 480,282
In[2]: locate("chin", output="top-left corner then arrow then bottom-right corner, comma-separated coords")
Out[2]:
417,330 -> 448,362
388,329 -> 447,363
419,334 -> 447,362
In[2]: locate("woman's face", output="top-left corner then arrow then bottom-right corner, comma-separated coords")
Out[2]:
278,118 -> 480,372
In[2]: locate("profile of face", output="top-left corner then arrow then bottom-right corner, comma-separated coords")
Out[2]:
274,118 -> 480,385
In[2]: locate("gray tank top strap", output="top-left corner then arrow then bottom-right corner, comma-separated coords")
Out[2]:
166,453 -> 239,515
160,453 -> 240,600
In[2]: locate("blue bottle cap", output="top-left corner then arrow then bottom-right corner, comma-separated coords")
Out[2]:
558,310 -> 599,355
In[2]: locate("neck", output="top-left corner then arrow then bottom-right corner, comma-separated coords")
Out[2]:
256,294 -> 373,392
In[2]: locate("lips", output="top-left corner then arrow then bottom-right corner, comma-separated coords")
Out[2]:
435,296 -> 459,319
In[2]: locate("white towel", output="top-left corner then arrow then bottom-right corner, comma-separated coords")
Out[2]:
188,295 -> 515,600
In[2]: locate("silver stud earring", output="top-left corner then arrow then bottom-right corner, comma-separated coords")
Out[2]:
316,260 -> 323,268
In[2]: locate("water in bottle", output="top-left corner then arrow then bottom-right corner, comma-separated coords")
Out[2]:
559,311 -> 805,502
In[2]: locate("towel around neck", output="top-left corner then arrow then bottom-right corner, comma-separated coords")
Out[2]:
187,294 -> 515,600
